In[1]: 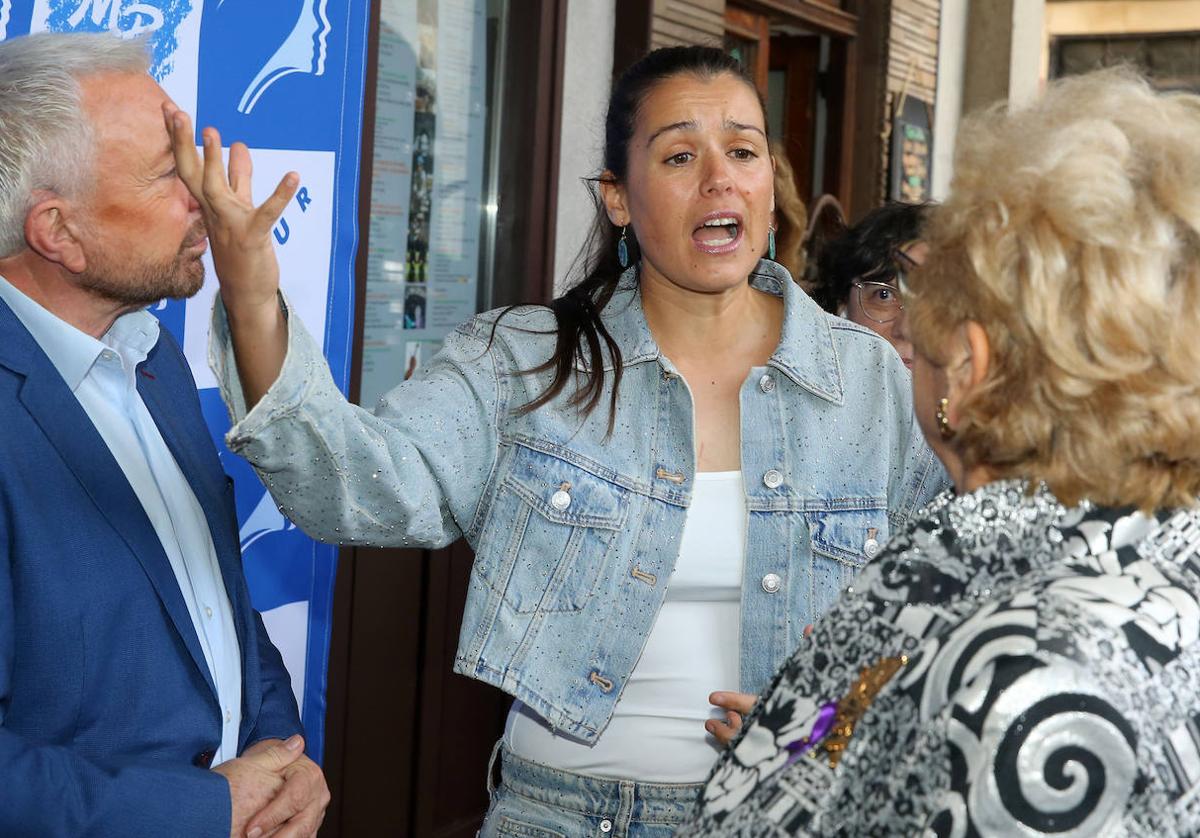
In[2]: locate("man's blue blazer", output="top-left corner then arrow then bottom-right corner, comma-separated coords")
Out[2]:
0,297 -> 303,836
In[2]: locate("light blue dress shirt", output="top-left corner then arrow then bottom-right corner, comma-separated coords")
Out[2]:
0,275 -> 242,765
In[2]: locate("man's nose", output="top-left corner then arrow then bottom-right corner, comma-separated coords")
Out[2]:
183,183 -> 202,214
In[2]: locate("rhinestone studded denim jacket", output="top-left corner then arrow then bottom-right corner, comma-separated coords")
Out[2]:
210,261 -> 947,743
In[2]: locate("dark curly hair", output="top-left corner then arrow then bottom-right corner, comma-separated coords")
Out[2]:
810,202 -> 931,313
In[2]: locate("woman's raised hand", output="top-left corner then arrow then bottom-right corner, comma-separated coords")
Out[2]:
163,102 -> 295,409
163,102 -> 298,311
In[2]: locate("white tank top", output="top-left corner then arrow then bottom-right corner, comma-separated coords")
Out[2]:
504,471 -> 746,782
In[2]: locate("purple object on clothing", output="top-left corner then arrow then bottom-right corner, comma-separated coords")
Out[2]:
784,701 -> 838,765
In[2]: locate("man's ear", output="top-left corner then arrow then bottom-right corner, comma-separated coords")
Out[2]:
24,193 -> 87,274
597,170 -> 629,228
945,320 -> 990,423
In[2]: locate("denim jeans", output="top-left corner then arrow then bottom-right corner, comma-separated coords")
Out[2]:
479,743 -> 702,838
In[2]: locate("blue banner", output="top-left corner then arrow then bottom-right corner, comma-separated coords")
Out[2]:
0,0 -> 370,762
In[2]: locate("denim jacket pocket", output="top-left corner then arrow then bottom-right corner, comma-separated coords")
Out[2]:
807,506 -> 889,614
488,443 -> 628,614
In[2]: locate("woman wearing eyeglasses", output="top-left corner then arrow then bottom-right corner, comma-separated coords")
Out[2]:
809,202 -> 929,369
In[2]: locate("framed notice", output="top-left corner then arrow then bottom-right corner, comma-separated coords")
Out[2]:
358,0 -> 488,409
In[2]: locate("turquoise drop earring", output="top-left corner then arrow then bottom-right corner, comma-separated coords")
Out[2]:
617,226 -> 630,268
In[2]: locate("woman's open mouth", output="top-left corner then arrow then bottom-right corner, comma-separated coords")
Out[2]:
692,212 -> 743,255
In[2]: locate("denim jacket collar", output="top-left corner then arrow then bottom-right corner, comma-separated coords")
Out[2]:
597,259 -> 845,405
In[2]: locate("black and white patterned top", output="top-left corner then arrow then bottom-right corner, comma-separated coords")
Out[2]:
679,481 -> 1200,837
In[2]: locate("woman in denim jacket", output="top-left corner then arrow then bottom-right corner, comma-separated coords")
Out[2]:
180,46 -> 945,837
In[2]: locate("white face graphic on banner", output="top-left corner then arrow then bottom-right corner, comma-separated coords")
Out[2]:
30,0 -> 203,118
226,0 -> 331,114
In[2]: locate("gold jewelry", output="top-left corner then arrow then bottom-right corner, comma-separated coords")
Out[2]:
818,655 -> 908,768
935,397 -> 954,440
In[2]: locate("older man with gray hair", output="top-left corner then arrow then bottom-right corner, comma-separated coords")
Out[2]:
0,32 -> 328,837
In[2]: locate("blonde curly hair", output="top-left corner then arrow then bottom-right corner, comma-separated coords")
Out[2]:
906,68 -> 1200,510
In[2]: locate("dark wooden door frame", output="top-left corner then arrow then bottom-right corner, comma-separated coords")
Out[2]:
726,5 -> 773,95
613,0 -> 653,81
749,0 -> 861,211
490,0 -> 569,308
768,35 -> 821,202
844,0 -> 892,219
734,0 -> 858,38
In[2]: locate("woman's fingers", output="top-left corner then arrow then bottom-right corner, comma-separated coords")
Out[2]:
163,103 -> 204,200
706,691 -> 757,747
228,141 -> 253,201
709,691 -> 757,715
167,115 -> 300,231
253,171 -> 301,235
705,711 -> 743,747
200,127 -> 229,202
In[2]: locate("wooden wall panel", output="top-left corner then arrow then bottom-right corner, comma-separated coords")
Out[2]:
652,0 -> 727,48
847,0 -> 942,217
877,0 -> 941,205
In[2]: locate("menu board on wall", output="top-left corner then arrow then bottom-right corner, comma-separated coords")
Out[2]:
889,95 -> 933,203
360,0 -> 487,407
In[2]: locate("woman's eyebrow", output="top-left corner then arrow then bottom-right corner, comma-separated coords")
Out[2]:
645,120 -> 697,147
725,119 -> 766,138
645,118 -> 766,147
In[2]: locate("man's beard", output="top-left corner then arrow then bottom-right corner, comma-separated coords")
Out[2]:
78,222 -> 207,308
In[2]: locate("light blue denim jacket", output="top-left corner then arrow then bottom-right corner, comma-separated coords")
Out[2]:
211,261 -> 947,743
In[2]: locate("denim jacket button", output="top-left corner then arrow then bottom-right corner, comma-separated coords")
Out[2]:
550,489 -> 572,511
599,820 -> 613,833
758,373 -> 776,393
761,573 -> 782,593
864,537 -> 880,558
763,469 -> 784,489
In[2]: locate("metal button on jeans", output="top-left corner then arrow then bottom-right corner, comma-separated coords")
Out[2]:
599,819 -> 613,833
550,489 -> 571,511
864,537 -> 881,558
758,373 -> 775,393
761,573 -> 782,593
763,469 -> 783,489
